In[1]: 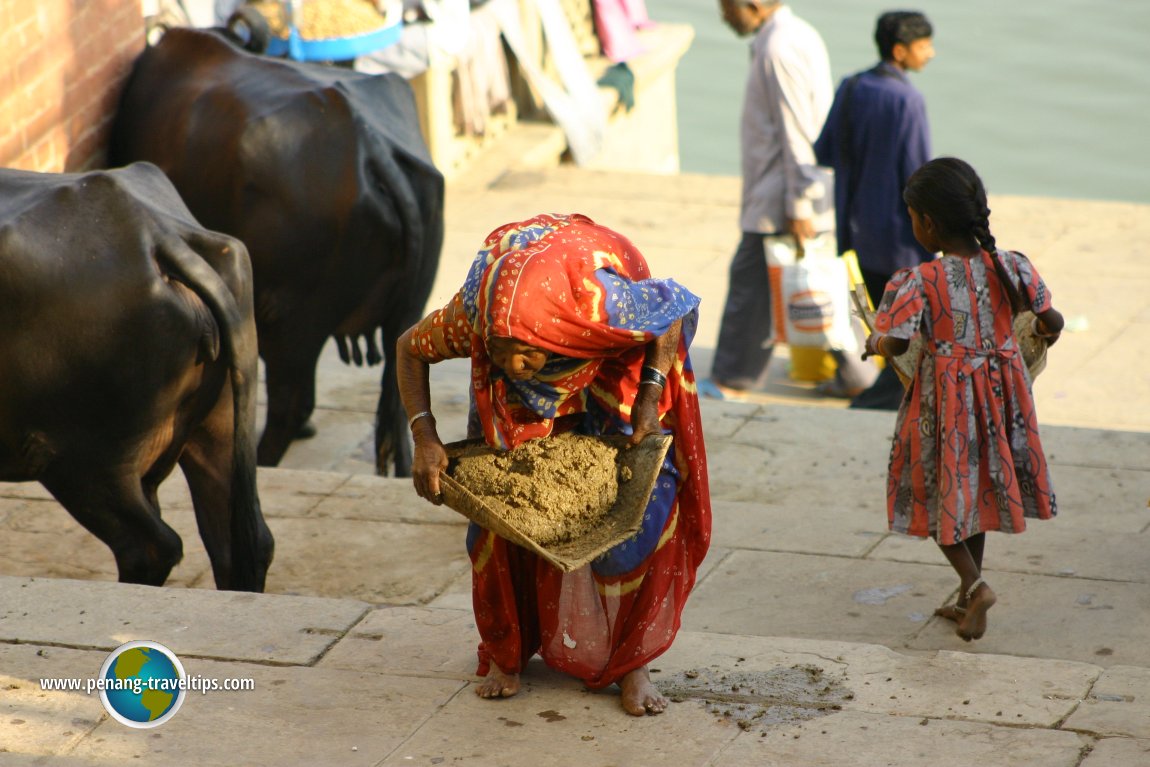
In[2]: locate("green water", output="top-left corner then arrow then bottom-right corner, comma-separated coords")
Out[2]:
649,0 -> 1150,203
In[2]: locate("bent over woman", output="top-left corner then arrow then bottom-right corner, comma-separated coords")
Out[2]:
396,213 -> 711,716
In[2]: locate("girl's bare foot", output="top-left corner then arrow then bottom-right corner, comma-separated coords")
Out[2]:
957,579 -> 996,641
933,603 -> 966,623
475,666 -> 520,699
620,665 -> 667,716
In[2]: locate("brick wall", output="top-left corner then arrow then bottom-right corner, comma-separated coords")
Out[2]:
1,0 -> 144,173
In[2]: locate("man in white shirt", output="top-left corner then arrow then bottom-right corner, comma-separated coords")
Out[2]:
707,0 -> 873,397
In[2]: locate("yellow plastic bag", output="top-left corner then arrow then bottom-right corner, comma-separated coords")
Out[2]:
775,239 -> 856,382
789,346 -> 836,381
843,249 -> 885,371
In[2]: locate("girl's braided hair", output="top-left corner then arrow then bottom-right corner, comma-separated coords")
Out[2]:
903,157 -> 1026,313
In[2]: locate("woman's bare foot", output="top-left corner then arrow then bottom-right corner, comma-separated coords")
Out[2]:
475,666 -> 520,699
620,666 -> 668,716
957,580 -> 997,641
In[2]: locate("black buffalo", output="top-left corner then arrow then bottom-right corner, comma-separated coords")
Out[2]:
0,163 -> 273,590
108,27 -> 445,475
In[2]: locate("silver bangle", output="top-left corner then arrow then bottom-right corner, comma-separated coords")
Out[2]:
408,411 -> 433,430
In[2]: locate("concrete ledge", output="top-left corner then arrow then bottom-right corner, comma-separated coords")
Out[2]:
584,23 -> 695,174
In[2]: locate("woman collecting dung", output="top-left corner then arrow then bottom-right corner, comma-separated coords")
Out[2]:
863,158 -> 1064,642
396,213 -> 711,716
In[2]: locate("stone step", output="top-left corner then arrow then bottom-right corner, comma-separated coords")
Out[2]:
1,573 -> 1148,766
3,402 -> 1147,664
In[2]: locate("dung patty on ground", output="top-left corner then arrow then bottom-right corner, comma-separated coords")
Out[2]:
449,432 -> 622,546
659,664 -> 854,734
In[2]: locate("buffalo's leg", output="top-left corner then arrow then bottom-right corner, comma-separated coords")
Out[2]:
374,353 -> 413,477
41,468 -> 182,586
257,344 -> 322,466
180,381 -> 273,591
376,316 -> 415,477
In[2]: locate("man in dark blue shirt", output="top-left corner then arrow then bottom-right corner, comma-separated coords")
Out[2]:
815,10 -> 935,408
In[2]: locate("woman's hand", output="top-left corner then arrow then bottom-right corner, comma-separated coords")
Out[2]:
397,321 -> 448,504
630,382 -> 664,446
411,422 -> 448,504
630,320 -> 680,446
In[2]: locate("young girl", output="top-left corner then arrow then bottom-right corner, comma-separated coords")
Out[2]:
862,157 -> 1064,642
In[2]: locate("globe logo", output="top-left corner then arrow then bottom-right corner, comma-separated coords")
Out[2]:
98,640 -> 187,728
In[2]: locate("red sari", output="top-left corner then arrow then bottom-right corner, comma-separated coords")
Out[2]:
409,213 -> 710,688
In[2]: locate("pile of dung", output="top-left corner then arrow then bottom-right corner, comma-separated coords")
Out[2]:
449,432 -> 621,546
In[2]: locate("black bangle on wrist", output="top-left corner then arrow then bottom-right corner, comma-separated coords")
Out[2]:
640,365 -> 667,390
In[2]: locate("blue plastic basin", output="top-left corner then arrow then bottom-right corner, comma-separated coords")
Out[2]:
266,15 -> 403,61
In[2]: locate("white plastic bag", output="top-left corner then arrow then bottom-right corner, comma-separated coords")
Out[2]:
778,236 -> 856,353
765,235 -> 795,344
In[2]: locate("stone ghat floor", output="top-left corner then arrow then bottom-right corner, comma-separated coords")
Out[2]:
2,401 -> 1149,766
3,154 -> 1150,764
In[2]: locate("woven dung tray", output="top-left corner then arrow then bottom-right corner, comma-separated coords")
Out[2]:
439,433 -> 673,572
